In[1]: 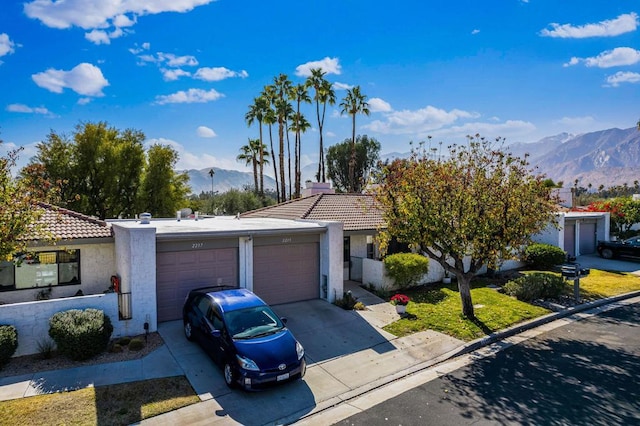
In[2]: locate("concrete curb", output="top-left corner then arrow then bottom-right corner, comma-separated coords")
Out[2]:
287,290 -> 640,425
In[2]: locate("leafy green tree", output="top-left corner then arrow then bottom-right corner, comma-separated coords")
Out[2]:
306,68 -> 335,183
374,136 -> 558,318
139,144 -> 190,217
326,135 -> 381,192
0,144 -> 48,261
340,86 -> 370,192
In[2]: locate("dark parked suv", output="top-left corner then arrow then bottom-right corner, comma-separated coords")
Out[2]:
182,286 -> 306,390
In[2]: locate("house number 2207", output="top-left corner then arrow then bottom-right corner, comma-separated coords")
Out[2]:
192,242 -> 204,249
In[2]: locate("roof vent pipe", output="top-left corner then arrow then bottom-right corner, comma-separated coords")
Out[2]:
140,212 -> 151,224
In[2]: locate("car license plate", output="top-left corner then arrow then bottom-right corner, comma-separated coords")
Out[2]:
277,372 -> 289,381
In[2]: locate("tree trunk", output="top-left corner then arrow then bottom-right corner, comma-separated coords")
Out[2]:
259,122 -> 264,196
278,120 -> 286,201
457,274 -> 475,318
268,124 -> 279,202
349,114 -> 356,193
286,123 -> 292,200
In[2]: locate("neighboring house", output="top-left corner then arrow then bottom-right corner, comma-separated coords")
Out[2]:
0,203 -> 343,356
535,210 -> 610,258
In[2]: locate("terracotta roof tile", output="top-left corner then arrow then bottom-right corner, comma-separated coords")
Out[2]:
241,193 -> 385,231
28,203 -> 113,241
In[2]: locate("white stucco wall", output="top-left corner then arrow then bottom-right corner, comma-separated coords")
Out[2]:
533,215 -> 564,249
112,224 -> 158,337
349,234 -> 368,258
0,242 -> 116,305
0,293 -> 121,357
319,221 -> 343,302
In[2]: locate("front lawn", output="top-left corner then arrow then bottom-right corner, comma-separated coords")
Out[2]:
383,268 -> 640,342
0,376 -> 199,426
383,283 -> 550,341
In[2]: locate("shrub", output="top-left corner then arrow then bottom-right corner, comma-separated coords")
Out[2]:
353,302 -> 366,311
128,338 -> 145,351
383,253 -> 429,289
334,291 -> 358,310
117,336 -> 131,346
0,325 -> 18,368
37,337 -> 56,359
523,243 -> 566,270
503,272 -> 566,302
49,309 -> 113,361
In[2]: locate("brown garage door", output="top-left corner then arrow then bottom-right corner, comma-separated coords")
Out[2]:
156,248 -> 238,321
253,243 -> 319,305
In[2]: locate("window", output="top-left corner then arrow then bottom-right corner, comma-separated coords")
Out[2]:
0,250 -> 81,292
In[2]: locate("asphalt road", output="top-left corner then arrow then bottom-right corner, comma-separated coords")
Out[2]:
336,302 -> 640,426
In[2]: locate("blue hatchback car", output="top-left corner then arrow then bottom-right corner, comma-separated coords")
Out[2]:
182,287 -> 306,390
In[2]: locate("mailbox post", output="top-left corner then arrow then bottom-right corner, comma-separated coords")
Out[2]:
561,263 -> 590,303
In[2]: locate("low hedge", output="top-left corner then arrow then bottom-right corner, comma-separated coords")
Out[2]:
49,309 -> 113,361
503,272 -> 566,302
384,252 -> 429,289
0,325 -> 18,368
523,243 -> 566,270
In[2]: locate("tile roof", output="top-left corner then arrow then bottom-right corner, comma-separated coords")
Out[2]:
28,203 -> 113,241
241,193 -> 386,231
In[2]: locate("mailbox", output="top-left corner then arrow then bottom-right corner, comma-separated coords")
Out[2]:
561,264 -> 579,279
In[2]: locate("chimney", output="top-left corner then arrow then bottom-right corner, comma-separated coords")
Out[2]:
301,181 -> 336,197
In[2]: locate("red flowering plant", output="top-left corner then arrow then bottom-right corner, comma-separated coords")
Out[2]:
390,294 -> 410,306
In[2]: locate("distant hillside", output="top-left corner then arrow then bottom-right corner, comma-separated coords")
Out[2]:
183,167 -> 277,194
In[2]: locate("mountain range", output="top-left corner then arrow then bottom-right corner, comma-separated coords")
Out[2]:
184,127 -> 640,194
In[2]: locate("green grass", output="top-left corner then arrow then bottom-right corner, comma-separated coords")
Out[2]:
383,283 -> 550,341
0,376 -> 199,426
383,268 -> 640,342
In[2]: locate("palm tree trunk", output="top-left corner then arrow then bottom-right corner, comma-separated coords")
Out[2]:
259,122 -> 264,196
279,120 -> 286,201
286,122 -> 292,200
349,114 -> 357,193
268,124 -> 279,202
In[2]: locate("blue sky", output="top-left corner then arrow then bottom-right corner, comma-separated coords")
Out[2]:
1,0 -> 638,174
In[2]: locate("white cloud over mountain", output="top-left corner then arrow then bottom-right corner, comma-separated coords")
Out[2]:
541,13 -> 638,38
365,105 -> 478,135
32,63 -> 109,96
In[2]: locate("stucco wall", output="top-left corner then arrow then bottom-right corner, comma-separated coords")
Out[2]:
112,224 -> 158,337
0,242 -> 116,305
319,221 -> 343,302
349,234 -> 368,258
0,293 -> 121,357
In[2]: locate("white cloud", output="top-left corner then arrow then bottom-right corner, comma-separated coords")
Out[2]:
541,13 -> 638,38
146,137 -> 242,171
77,97 -> 92,105
368,97 -> 392,113
431,120 -> 537,140
554,116 -> 595,127
194,67 -> 248,81
85,29 -> 110,45
155,88 -> 224,105
129,42 -> 150,55
295,57 -> 341,77
158,52 -> 198,67
24,0 -> 215,44
564,47 -> 640,68
364,105 -> 478,135
325,131 -> 337,138
6,103 -> 52,115
161,68 -> 191,81
0,33 -> 16,57
605,71 -> 640,87
332,82 -> 352,90
197,126 -> 217,138
471,29 -> 480,35
32,63 -> 109,96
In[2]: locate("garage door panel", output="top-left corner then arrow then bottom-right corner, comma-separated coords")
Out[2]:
156,248 -> 238,322
253,243 -> 319,305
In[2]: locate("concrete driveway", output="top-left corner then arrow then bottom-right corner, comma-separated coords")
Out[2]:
576,254 -> 640,275
156,297 -> 462,426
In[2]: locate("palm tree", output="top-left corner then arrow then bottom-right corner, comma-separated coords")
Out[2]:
340,86 -> 370,192
289,83 -> 311,198
306,68 -> 335,183
289,112 -> 311,198
273,74 -> 293,201
245,96 -> 270,195
262,85 -> 280,202
236,139 -> 259,192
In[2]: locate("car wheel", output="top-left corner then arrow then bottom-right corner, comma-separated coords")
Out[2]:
601,248 -> 614,259
184,320 -> 194,341
223,362 -> 237,388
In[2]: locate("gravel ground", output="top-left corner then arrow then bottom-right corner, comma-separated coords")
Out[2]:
0,332 -> 164,378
